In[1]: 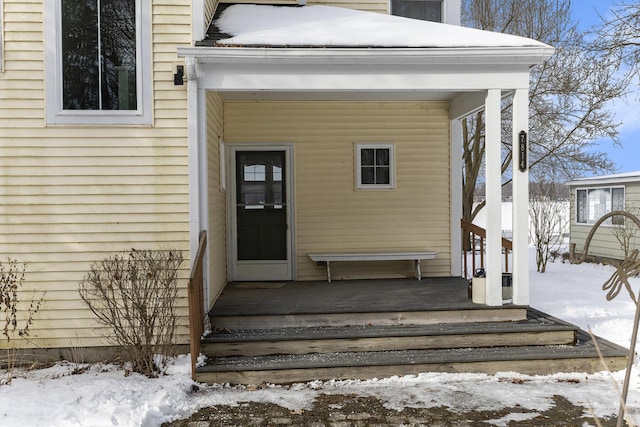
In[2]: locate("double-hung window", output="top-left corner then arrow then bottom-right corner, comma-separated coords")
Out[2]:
45,0 -> 152,125
356,144 -> 395,190
391,0 -> 443,22
576,187 -> 625,225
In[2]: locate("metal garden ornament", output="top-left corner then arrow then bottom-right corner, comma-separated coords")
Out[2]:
570,210 -> 640,427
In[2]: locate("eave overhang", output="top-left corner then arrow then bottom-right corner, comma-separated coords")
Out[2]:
178,46 -> 555,67
177,45 -> 553,101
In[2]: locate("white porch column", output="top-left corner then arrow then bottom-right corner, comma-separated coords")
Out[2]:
485,89 -> 503,306
450,118 -> 463,276
511,88 -> 530,305
186,57 -> 210,309
186,57 -> 204,268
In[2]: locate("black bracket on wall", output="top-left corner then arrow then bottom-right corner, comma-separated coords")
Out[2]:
174,65 -> 185,86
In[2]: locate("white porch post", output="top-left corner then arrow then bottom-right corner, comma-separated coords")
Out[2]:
512,88 -> 530,305
186,57 -> 203,268
485,89 -> 503,306
450,118 -> 463,276
186,57 -> 210,309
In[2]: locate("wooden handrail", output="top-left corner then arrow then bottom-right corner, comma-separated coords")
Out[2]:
188,230 -> 207,381
461,219 -> 512,280
461,219 -> 512,250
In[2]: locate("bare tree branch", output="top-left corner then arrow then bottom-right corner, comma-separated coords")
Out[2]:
460,0 -> 625,224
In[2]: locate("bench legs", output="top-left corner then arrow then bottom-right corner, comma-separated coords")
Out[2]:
324,260 -> 421,282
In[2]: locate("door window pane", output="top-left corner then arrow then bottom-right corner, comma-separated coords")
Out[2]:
244,165 -> 266,182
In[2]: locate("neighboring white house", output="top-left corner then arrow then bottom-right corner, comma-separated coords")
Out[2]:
568,171 -> 640,262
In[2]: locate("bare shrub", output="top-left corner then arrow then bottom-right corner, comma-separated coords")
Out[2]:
78,249 -> 184,377
611,207 -> 640,261
529,181 -> 568,273
1,258 -> 44,384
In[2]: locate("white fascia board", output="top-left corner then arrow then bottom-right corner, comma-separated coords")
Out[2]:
177,46 -> 555,67
196,62 -> 531,92
177,45 -> 551,96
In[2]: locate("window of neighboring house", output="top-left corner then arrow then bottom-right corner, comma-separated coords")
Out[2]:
576,186 -> 625,225
44,0 -> 152,125
391,0 -> 442,22
356,144 -> 395,190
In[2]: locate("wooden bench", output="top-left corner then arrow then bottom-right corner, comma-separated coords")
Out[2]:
308,251 -> 437,283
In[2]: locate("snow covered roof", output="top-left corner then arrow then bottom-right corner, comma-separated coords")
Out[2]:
568,171 -> 640,186
200,4 -> 552,49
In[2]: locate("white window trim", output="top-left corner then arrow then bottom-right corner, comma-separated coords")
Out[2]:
356,143 -> 396,190
44,0 -> 152,125
575,185 -> 625,226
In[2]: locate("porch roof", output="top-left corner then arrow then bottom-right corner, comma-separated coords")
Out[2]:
178,5 -> 554,112
199,4 -> 551,50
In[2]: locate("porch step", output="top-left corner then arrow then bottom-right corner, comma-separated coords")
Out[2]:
203,319 -> 577,357
199,279 -> 629,385
196,329 -> 628,385
210,307 -> 528,330
197,308 -> 628,384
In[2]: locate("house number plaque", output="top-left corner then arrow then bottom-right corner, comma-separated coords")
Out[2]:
518,131 -> 527,172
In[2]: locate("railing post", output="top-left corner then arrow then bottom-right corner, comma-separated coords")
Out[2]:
188,231 -> 207,381
461,219 -> 512,282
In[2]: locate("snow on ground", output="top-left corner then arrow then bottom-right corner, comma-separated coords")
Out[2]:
2,249 -> 640,427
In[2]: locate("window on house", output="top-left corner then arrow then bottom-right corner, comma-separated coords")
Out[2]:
45,0 -> 152,125
576,186 -> 625,225
391,0 -> 442,22
356,144 -> 395,189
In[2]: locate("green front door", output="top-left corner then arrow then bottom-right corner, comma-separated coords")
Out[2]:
231,148 -> 292,280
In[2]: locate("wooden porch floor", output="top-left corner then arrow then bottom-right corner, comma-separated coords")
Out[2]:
212,277 -> 499,316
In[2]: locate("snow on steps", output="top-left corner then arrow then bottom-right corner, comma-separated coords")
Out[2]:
196,307 -> 628,385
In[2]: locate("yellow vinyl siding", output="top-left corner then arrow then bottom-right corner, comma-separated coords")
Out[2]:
223,101 -> 451,280
0,0 -> 44,127
207,91 -> 228,307
205,0 -> 219,28
0,1 -> 192,350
